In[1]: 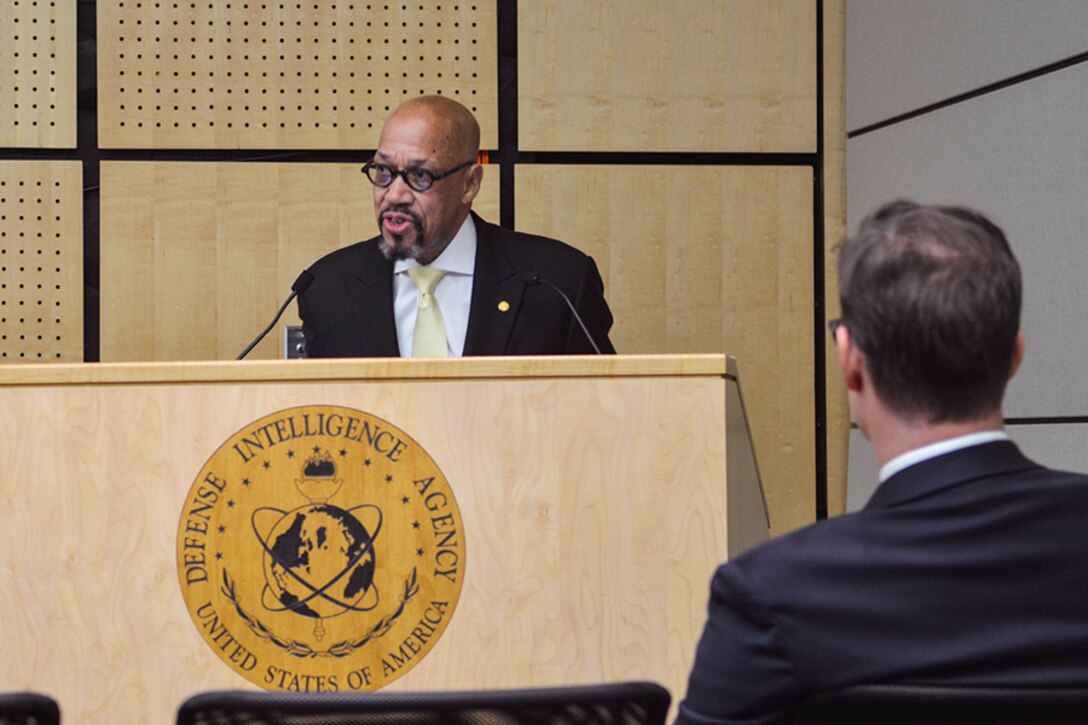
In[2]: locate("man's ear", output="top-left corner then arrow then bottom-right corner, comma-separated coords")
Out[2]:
836,326 -> 866,393
1008,329 -> 1025,379
461,163 -> 483,205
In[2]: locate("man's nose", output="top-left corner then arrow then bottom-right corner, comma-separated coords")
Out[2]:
383,173 -> 415,203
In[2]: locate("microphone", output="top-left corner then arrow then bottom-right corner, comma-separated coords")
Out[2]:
236,270 -> 315,360
520,270 -> 603,354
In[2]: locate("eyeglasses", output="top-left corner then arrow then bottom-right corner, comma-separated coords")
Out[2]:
828,318 -> 842,339
361,159 -> 475,192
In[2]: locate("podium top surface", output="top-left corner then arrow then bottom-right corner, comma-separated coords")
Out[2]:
0,354 -> 733,387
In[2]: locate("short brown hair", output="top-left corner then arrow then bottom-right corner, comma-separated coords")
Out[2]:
838,200 -> 1022,421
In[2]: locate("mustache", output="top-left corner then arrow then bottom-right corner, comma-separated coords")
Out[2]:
379,205 -> 423,227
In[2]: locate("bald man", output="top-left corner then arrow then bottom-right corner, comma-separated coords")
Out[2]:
297,96 -> 615,358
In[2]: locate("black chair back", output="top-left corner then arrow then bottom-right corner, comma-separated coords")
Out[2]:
795,683 -> 1088,725
177,681 -> 670,725
0,692 -> 60,725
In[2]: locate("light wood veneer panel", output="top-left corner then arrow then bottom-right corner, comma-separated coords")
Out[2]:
518,0 -> 816,152
515,164 -> 815,534
0,160 -> 83,363
97,0 -> 497,149
1,354 -> 728,386
823,0 -> 849,516
100,160 -> 500,361
0,359 -> 738,721
0,0 -> 77,147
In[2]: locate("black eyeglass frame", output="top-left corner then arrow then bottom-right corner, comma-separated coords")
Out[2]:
361,158 -> 475,192
828,318 -> 842,339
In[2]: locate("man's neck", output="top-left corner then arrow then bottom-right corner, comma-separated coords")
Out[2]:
417,211 -> 473,266
868,410 -> 1005,469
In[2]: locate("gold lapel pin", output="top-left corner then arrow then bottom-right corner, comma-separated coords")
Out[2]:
498,300 -> 510,312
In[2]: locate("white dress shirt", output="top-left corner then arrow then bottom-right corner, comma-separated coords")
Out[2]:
392,216 -> 476,357
878,430 -> 1011,483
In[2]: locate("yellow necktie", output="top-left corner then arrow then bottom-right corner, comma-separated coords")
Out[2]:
407,267 -> 448,358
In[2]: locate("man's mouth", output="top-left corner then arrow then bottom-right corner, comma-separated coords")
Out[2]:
381,210 -> 419,236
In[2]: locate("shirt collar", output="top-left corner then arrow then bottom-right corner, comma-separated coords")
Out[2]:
393,215 -> 476,276
878,430 -> 1010,483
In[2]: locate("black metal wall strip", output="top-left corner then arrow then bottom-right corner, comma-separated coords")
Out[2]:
813,0 -> 828,520
96,149 -> 380,163
514,151 -> 818,166
77,0 -> 99,362
848,49 -> 1088,139
496,0 -> 517,230
850,418 -> 1088,430
0,149 -> 81,159
1005,416 -> 1088,426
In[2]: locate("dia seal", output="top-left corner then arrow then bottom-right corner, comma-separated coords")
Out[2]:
176,405 -> 465,692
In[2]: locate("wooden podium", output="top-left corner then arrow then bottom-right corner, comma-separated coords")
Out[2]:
0,354 -> 766,723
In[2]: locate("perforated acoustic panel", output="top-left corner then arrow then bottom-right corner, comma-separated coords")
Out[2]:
0,161 -> 83,363
97,1 -> 498,149
0,0 -> 78,147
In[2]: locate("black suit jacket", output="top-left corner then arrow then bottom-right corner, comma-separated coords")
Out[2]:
676,441 -> 1088,725
298,213 -> 615,357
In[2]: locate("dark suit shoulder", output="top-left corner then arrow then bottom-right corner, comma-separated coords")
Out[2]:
492,224 -> 589,256
722,509 -> 870,590
467,213 -> 615,355
306,236 -> 383,276
721,456 -> 1088,628
485,222 -> 604,302
297,235 -> 397,358
476,216 -> 593,266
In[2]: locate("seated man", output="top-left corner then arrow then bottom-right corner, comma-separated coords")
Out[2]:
298,95 -> 615,358
676,201 -> 1088,724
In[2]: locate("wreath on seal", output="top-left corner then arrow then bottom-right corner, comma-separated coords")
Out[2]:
220,568 -> 419,659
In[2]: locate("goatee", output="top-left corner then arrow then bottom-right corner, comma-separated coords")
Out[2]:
376,206 -> 425,260
378,234 -> 423,261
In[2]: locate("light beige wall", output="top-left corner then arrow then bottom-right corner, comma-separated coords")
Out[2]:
846,0 -> 1088,131
845,1 -> 1088,506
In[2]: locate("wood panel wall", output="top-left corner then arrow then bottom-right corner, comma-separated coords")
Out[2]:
5,3 -> 846,547
0,160 -> 83,363
0,0 -> 77,147
96,0 -> 499,148
516,165 -> 815,532
100,161 -> 500,361
518,1 -> 816,152
824,0 -> 849,515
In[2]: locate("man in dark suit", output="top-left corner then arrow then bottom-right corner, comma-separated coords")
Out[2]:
298,95 -> 614,358
675,201 -> 1088,724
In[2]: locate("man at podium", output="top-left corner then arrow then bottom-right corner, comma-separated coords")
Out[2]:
676,201 -> 1088,724
297,96 -> 615,358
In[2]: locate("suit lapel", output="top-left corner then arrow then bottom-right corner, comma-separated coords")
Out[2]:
463,214 -> 524,356
345,239 -> 401,357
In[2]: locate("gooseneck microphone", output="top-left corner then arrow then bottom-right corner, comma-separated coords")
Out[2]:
236,270 -> 315,360
520,270 -> 603,354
